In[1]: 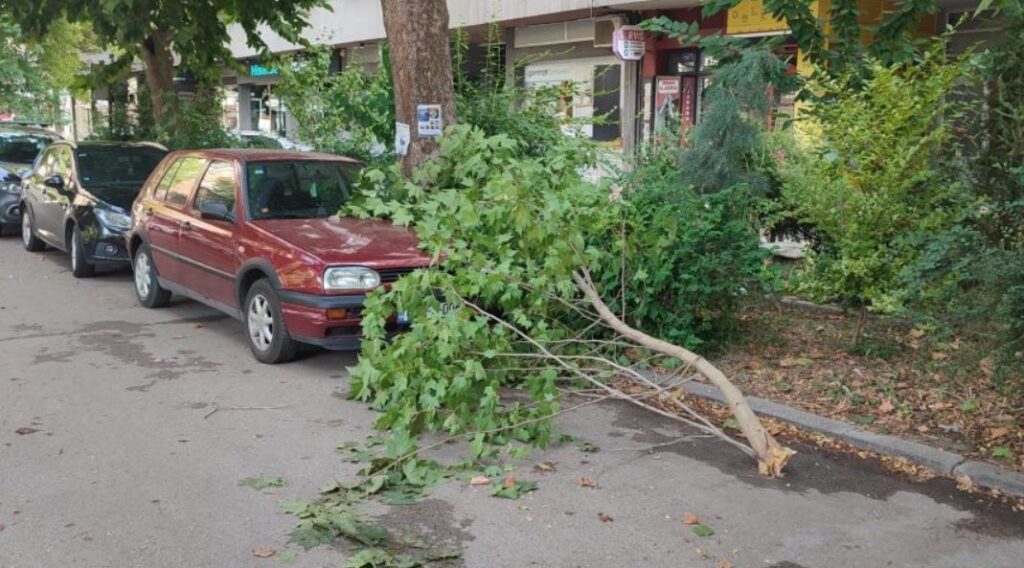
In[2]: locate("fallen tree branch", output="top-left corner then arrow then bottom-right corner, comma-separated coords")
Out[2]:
572,269 -> 794,476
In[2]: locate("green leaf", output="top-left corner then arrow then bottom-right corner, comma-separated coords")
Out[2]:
691,524 -> 715,537
239,476 -> 285,490
992,447 -> 1014,459
959,399 -> 980,412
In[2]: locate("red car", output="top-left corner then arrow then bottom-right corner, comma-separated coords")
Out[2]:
126,149 -> 430,363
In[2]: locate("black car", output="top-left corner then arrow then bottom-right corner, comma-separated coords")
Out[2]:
0,124 -> 62,235
21,141 -> 168,277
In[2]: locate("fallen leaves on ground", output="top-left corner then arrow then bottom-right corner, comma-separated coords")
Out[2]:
251,546 -> 276,558
579,476 -> 598,488
711,299 -> 1024,473
681,512 -> 700,525
533,461 -> 557,473
468,476 -> 491,486
14,427 -> 39,435
597,512 -> 614,523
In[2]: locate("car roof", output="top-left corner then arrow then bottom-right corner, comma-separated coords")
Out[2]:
65,140 -> 169,151
167,148 -> 360,164
0,123 -> 63,139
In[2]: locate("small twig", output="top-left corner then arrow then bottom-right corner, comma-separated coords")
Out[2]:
203,404 -> 289,419
604,434 -> 714,452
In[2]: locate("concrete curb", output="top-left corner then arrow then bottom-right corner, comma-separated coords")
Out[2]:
677,380 -> 1024,499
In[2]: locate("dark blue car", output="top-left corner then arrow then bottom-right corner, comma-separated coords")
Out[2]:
0,124 -> 62,235
20,140 -> 167,277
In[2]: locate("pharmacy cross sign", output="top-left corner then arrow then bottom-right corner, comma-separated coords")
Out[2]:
612,25 -> 646,61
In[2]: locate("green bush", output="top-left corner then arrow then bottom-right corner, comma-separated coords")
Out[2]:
780,45 -> 973,312
600,144 -> 768,350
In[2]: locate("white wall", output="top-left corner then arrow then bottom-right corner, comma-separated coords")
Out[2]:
226,0 -> 699,58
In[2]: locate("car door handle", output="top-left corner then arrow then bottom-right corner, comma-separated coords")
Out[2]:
181,221 -> 193,232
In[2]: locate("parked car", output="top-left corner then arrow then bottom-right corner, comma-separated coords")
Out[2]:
0,123 -> 62,235
231,130 -> 313,152
126,149 -> 431,363
21,141 -> 168,277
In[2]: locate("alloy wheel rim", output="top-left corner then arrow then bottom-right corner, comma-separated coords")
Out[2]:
135,252 -> 151,298
248,294 -> 274,351
21,213 -> 31,247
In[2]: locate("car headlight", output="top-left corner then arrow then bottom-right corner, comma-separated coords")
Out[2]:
95,208 -> 132,231
323,266 -> 381,291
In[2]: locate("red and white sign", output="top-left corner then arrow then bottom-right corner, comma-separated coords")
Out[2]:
612,26 -> 646,61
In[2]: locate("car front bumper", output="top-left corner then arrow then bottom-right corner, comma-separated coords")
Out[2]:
83,224 -> 131,266
278,291 -> 409,351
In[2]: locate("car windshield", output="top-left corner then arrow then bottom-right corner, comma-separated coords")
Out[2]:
0,132 -> 58,164
76,146 -> 167,186
246,160 -> 357,220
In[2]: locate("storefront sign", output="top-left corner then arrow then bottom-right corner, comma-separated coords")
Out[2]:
416,104 -> 443,137
249,64 -> 279,77
612,26 -> 646,61
726,0 -> 819,35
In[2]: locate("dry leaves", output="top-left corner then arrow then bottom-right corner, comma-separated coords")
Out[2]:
533,462 -> 556,473
986,427 -> 1011,441
502,474 -> 517,489
877,399 -> 896,414
719,561 -> 735,568
251,546 -> 276,558
579,476 -> 598,488
14,427 -> 39,435
681,512 -> 700,525
469,476 -> 491,486
597,512 -> 614,523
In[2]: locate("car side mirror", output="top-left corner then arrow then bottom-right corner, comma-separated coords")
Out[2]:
43,174 -> 64,190
199,200 -> 233,222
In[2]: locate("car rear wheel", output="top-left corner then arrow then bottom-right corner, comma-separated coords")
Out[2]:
133,244 -> 171,308
21,208 -> 45,252
69,226 -> 95,278
245,280 -> 298,364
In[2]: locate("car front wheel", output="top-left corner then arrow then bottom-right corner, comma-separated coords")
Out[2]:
69,226 -> 96,278
21,208 -> 45,252
133,244 -> 171,308
245,280 -> 298,364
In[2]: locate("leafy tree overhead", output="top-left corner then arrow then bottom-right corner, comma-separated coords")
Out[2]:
1,0 -> 327,124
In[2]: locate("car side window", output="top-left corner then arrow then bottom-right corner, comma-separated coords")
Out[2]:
153,159 -> 182,201
165,157 -> 208,207
192,160 -> 237,219
55,147 -> 74,179
33,148 -> 54,178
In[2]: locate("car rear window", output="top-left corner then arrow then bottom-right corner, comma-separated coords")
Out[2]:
0,132 -> 58,164
76,146 -> 167,186
246,160 -> 357,220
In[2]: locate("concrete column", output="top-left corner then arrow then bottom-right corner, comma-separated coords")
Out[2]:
237,84 -> 252,131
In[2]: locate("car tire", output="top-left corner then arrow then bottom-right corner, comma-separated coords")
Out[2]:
133,244 -> 171,308
244,279 -> 299,364
69,225 -> 96,278
21,208 -> 45,252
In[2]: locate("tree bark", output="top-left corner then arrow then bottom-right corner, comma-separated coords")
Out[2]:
140,29 -> 176,126
380,0 -> 456,175
572,270 -> 795,477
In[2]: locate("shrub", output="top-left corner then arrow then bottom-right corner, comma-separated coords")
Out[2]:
780,45 -> 973,313
600,144 -> 768,350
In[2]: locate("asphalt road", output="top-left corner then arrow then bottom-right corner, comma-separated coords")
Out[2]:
1,236 -> 1023,568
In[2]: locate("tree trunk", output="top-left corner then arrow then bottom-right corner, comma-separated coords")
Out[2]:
140,29 -> 176,126
572,270 -> 795,477
380,0 -> 456,175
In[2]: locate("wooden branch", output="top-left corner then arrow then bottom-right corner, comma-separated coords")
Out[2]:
571,269 -> 794,476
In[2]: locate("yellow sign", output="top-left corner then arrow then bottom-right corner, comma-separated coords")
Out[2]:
726,0 -> 820,35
